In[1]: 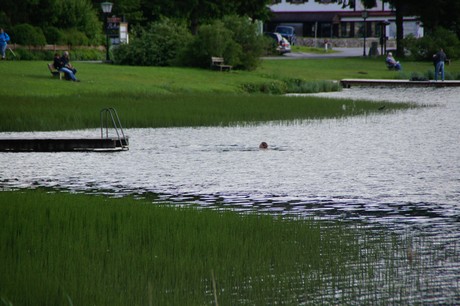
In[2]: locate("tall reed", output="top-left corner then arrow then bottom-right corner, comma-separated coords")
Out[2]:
0,93 -> 417,132
1,189 -> 454,305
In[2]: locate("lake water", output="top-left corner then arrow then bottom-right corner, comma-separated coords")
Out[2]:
1,87 -> 459,303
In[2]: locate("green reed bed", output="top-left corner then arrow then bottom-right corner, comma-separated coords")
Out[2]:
0,93 -> 417,132
1,189 -> 455,305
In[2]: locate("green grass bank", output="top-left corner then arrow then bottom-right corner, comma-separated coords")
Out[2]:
0,58 -> 429,132
1,57 -> 451,97
0,189 -> 433,305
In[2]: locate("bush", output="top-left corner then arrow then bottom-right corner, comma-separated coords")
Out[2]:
409,72 -> 429,81
44,26 -> 66,45
185,21 -> 239,68
63,28 -> 90,46
12,24 -> 46,47
185,16 -> 265,70
241,79 -> 341,94
221,15 -> 264,70
241,81 -> 288,94
113,18 -> 193,66
404,27 -> 460,61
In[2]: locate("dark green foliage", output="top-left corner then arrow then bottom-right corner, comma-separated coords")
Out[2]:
404,27 -> 460,61
63,28 -> 90,46
113,18 -> 193,66
185,21 -> 238,68
0,11 -> 11,28
241,81 -> 288,94
6,47 -> 104,61
409,72 -> 428,81
242,79 -> 341,94
11,48 -> 48,60
221,15 -> 264,70
43,26 -> 65,45
11,23 -> 46,46
114,16 -> 265,70
185,16 -> 265,70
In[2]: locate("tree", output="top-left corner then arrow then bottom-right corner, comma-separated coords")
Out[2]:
100,0 -> 272,33
1,0 -> 101,44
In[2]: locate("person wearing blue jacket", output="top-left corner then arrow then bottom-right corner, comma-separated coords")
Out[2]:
0,28 -> 10,60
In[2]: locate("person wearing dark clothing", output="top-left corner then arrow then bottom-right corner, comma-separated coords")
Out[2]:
433,48 -> 447,81
53,53 -> 62,69
57,51 -> 79,82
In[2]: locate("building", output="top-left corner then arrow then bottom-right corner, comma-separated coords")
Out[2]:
266,0 -> 423,40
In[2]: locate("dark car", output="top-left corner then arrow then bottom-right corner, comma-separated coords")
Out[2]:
264,32 -> 291,54
274,25 -> 297,45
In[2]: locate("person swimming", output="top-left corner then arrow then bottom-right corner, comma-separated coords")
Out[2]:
259,142 -> 268,149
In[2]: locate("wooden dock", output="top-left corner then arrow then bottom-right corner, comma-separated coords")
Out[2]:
0,137 -> 129,152
340,79 -> 460,88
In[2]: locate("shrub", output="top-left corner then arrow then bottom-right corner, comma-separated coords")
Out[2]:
63,28 -> 90,46
409,72 -> 428,81
241,81 -> 288,94
12,24 -> 46,47
113,18 -> 193,66
185,16 -> 265,70
404,27 -> 460,61
0,11 -> 11,29
185,21 -> 239,68
44,26 -> 66,45
221,15 -> 265,70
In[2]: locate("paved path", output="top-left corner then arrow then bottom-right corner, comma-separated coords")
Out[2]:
263,47 -> 365,60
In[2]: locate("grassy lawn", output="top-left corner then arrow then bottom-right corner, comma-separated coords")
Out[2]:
0,57 -> 448,97
0,57 -> 443,132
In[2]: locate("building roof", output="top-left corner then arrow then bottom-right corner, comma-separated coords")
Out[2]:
269,11 -> 396,23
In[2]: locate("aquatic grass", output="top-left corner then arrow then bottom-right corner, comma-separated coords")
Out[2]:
0,189 -> 344,305
1,189 -> 458,304
0,93 -> 417,132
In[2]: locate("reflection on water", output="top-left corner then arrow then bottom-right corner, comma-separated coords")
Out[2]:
1,87 -> 459,303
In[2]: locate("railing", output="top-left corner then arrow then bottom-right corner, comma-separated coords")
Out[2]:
100,108 -> 128,150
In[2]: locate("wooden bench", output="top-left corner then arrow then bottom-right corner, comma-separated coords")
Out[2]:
47,63 -> 65,80
211,57 -> 232,71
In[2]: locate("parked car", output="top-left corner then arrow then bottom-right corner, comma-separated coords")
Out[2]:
264,32 -> 291,55
274,25 -> 297,45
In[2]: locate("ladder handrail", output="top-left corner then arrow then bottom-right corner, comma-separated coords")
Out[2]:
100,108 -> 127,149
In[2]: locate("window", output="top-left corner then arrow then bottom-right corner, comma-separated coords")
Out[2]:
286,0 -> 308,3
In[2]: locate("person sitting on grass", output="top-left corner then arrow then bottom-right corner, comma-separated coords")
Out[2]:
54,51 -> 79,82
385,52 -> 402,71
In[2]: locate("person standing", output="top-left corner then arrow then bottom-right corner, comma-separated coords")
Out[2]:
0,28 -> 10,60
433,48 -> 447,81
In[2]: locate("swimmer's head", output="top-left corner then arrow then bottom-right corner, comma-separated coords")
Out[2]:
259,142 -> 268,149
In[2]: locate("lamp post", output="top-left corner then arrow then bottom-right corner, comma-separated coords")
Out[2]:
362,10 -> 368,57
101,2 -> 113,62
379,20 -> 390,55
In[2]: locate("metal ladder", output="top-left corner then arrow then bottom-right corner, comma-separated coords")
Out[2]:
100,108 -> 128,150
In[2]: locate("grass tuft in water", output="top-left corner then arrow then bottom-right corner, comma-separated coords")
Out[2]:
0,93 -> 418,132
1,189 -> 457,304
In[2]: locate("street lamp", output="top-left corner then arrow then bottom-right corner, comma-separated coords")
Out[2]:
362,10 -> 368,57
101,1 -> 113,62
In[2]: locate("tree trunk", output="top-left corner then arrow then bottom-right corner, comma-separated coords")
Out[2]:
394,1 -> 405,57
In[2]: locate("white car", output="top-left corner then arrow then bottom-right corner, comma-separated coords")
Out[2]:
265,32 -> 291,54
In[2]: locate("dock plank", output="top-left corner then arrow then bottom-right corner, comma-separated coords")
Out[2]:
0,137 -> 129,152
